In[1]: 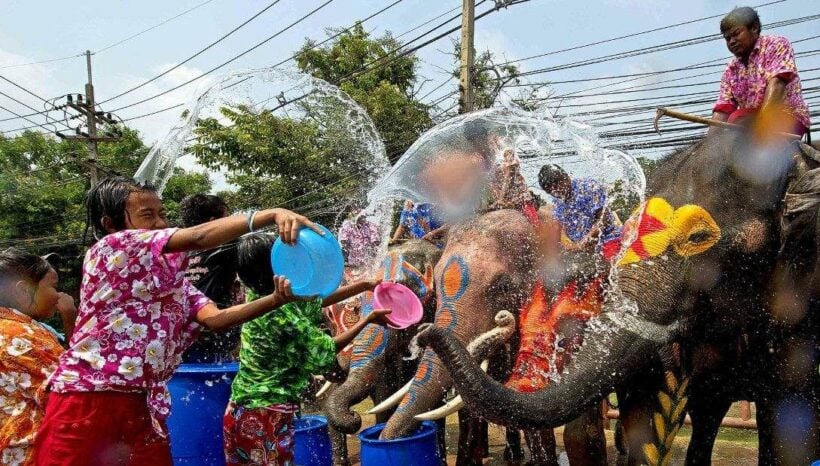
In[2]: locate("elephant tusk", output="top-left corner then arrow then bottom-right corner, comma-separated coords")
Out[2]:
413,360 -> 489,421
313,375 -> 325,381
367,379 -> 413,414
315,381 -> 333,399
414,395 -> 464,421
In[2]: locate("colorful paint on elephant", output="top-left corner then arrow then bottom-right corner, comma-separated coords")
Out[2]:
505,279 -> 603,393
396,350 -> 436,413
349,252 -> 436,370
603,197 -> 721,265
435,256 -> 469,331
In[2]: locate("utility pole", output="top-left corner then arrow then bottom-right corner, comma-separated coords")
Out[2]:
458,0 -> 475,114
57,50 -> 121,185
84,50 -> 98,185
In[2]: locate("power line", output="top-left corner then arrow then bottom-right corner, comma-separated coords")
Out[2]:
117,0 -> 407,123
108,0 -> 337,113
498,0 -> 787,67
95,0 -> 220,54
100,0 -> 284,104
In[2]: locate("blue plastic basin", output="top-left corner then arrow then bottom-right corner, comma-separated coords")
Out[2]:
358,421 -> 439,466
167,362 -> 238,466
271,225 -> 344,298
293,415 -> 333,466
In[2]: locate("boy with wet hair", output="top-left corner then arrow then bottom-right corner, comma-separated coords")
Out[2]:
180,193 -> 241,362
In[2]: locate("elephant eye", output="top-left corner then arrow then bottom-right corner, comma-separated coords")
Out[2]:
688,230 -> 712,243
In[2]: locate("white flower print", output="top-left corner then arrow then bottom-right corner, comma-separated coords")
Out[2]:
117,356 -> 143,380
108,250 -> 128,270
152,322 -> 162,331
131,281 -> 152,302
148,303 -> 162,321
145,340 -> 164,369
0,372 -> 31,394
110,314 -> 132,333
90,284 -> 121,304
2,447 -> 26,466
0,396 -> 26,416
55,370 -> 80,384
157,330 -> 167,339
6,337 -> 32,357
138,249 -> 152,268
126,323 -> 148,341
107,354 -> 119,363
114,340 -> 134,351
73,339 -> 106,370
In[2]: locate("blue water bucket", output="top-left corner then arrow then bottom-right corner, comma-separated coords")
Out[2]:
358,421 -> 439,466
271,224 -> 344,298
167,362 -> 238,466
293,415 -> 333,466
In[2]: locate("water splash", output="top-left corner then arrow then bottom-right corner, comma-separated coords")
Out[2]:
135,66 -> 391,235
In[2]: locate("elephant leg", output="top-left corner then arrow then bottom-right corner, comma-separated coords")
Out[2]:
684,396 -> 731,466
563,403 -> 607,466
456,410 -> 484,466
503,428 -> 525,462
524,428 -> 558,466
617,385 -> 656,466
328,425 -> 350,466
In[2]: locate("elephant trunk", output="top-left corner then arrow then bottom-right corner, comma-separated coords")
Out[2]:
379,348 -> 452,439
324,366 -> 379,434
418,310 -> 665,430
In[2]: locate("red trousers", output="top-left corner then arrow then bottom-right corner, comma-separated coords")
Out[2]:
34,392 -> 171,466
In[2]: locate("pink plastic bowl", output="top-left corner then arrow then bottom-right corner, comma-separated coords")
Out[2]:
373,282 -> 423,329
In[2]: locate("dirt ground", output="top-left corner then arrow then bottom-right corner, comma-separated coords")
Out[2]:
342,400 -> 759,465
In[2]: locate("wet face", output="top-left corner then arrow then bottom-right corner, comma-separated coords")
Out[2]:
123,191 -> 169,231
723,24 -> 759,60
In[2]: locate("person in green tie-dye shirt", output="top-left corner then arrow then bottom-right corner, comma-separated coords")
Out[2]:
224,233 -> 391,466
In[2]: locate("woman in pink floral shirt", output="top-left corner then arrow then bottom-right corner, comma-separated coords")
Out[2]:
35,177 -> 322,466
712,6 -> 810,136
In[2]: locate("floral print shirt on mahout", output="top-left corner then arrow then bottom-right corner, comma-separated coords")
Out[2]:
48,229 -> 211,436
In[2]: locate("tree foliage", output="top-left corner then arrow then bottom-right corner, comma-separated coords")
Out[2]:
296,24 -> 433,161
0,128 -> 211,301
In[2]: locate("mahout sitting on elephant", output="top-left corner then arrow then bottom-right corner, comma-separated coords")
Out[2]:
416,126 -> 820,465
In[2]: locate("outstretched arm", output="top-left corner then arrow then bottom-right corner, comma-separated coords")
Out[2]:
196,276 -> 297,331
761,76 -> 788,109
332,309 -> 392,351
165,208 -> 323,254
322,279 -> 381,307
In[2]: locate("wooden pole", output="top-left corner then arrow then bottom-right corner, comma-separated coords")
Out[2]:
458,0 -> 475,114
653,107 -> 802,140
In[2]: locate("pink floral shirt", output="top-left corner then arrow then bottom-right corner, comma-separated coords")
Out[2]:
714,35 -> 810,130
48,229 -> 211,436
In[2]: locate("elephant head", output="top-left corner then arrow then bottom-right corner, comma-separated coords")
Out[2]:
379,209 -> 537,439
324,239 -> 442,434
417,130 -> 812,434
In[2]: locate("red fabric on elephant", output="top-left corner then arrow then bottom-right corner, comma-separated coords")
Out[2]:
505,279 -> 602,393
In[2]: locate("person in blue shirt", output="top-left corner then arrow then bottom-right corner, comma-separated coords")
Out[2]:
538,164 -> 620,252
391,200 -> 442,242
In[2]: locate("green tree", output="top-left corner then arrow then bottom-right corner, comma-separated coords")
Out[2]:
0,128 -> 211,316
608,157 -> 662,221
296,24 -> 433,161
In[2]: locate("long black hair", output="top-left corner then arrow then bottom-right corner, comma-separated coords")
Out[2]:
237,233 -> 276,296
85,177 -> 157,240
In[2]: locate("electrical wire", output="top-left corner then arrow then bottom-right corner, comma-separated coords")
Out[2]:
100,0 -> 284,104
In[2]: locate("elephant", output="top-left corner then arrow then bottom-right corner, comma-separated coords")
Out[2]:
321,239 -> 443,464
416,130 -> 820,465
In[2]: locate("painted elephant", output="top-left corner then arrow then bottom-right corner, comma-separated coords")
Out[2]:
322,239 -> 442,437
418,131 -> 820,465
377,209 -> 538,441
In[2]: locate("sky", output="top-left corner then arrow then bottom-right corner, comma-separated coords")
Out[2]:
0,0 -> 818,185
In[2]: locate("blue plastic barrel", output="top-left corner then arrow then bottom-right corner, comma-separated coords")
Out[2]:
293,415 -> 333,466
358,421 -> 439,466
167,362 -> 238,466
